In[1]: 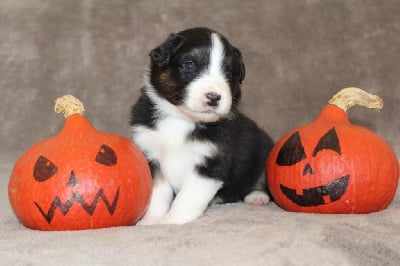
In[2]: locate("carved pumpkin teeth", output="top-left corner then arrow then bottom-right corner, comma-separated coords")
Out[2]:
323,195 -> 331,204
34,187 -> 120,224
279,175 -> 349,207
296,188 -> 304,196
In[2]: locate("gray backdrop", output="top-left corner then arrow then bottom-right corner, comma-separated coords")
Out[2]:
1,1 -> 399,166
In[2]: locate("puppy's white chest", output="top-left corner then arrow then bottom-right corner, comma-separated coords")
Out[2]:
132,117 -> 216,190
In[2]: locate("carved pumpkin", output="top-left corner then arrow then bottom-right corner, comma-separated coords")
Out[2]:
266,88 -> 399,213
8,95 -> 152,230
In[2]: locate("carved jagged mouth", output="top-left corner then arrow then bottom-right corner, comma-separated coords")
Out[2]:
280,175 -> 349,207
34,187 -> 120,224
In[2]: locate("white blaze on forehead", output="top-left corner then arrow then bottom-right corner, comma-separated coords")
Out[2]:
209,33 -> 225,75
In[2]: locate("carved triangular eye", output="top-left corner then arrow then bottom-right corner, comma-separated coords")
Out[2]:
276,131 -> 307,166
95,144 -> 117,166
312,127 -> 341,156
34,156 -> 58,182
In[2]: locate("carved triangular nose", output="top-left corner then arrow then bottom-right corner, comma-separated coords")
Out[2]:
303,163 -> 315,176
66,171 -> 79,187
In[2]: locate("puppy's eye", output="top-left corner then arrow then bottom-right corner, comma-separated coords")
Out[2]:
225,69 -> 233,79
182,61 -> 196,72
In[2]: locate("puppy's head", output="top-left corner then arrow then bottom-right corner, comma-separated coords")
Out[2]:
147,27 -> 245,123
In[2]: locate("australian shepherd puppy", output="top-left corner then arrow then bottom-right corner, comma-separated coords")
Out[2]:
131,27 -> 274,225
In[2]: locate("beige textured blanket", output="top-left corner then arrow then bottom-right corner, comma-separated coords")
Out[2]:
1,1 -> 399,265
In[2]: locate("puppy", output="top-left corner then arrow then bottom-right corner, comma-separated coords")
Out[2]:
130,27 -> 274,225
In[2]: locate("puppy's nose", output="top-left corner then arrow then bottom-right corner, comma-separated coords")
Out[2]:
205,92 -> 221,107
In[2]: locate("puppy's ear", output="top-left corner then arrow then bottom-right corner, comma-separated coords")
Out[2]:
233,47 -> 245,84
238,61 -> 246,84
150,33 -> 186,68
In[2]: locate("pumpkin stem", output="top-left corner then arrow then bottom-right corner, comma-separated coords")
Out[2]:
55,95 -> 85,118
328,87 -> 383,112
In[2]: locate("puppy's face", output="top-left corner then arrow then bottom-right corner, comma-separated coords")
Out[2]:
148,28 -> 245,123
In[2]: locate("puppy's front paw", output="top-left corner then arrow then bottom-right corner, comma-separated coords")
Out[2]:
244,191 -> 270,206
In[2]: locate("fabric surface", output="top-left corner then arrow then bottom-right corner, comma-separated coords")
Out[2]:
1,1 -> 399,265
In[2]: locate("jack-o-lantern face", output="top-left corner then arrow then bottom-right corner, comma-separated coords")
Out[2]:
9,112 -> 152,231
276,128 -> 349,207
266,89 -> 399,214
32,144 -> 120,224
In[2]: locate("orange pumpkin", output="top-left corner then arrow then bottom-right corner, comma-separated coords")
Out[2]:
266,88 -> 399,213
8,95 -> 152,230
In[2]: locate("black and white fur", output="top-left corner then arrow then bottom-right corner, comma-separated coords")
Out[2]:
130,27 -> 274,225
